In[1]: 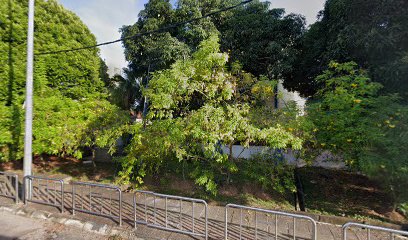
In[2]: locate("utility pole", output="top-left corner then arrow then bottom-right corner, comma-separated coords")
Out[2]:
23,0 -> 35,177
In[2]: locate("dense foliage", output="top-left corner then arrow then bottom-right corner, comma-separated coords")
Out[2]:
118,35 -> 302,194
120,0 -> 306,111
0,0 -> 128,161
218,1 -> 305,80
284,0 -> 408,99
306,62 -> 408,205
118,0 -> 408,210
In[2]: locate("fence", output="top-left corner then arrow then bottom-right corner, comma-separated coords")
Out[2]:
342,222 -> 408,240
0,172 -> 19,203
225,204 -> 317,240
23,175 -> 64,213
3,172 -> 408,240
72,181 -> 122,226
133,190 -> 208,239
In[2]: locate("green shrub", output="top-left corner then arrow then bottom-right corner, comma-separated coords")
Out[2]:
240,151 -> 296,194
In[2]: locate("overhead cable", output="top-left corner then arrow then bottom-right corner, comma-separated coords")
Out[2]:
35,0 -> 253,56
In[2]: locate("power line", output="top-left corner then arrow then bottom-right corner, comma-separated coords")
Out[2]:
35,0 -> 253,56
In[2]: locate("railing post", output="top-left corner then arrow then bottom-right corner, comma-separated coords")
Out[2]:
60,180 -> 64,213
205,202 -> 208,240
14,174 -> 19,203
133,194 -> 137,229
72,184 -> 76,215
23,176 -> 29,205
119,189 -> 122,226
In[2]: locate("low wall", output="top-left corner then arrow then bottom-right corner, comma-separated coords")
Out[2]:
221,145 -> 346,170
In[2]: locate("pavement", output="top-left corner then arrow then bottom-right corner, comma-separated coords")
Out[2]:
0,210 -> 109,240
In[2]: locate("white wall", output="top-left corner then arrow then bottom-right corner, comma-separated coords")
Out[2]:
277,80 -> 306,115
221,145 -> 346,170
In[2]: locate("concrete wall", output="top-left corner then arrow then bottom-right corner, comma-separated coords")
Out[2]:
221,145 -> 346,170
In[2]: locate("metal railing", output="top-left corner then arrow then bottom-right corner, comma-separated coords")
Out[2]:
72,181 -> 122,226
133,190 -> 208,239
4,171 -> 408,240
23,175 -> 64,213
0,171 -> 19,203
225,204 -> 317,240
342,222 -> 408,240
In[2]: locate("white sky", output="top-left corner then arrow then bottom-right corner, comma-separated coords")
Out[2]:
58,0 -> 326,72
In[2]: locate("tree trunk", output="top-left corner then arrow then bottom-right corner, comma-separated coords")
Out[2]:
227,143 -> 233,184
294,168 -> 306,211
91,146 -> 96,168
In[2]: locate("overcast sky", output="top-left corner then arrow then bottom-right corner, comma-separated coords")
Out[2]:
58,0 -> 326,73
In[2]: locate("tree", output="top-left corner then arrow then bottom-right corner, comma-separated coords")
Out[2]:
118,35 -> 302,194
99,58 -> 110,87
121,0 -> 308,129
284,0 -> 408,99
306,61 -> 408,207
121,0 -> 190,81
109,68 -> 143,111
121,0 -> 306,93
217,1 -> 306,80
0,0 -> 128,161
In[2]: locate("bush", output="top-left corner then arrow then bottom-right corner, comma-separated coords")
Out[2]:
306,61 -> 408,206
240,151 -> 296,194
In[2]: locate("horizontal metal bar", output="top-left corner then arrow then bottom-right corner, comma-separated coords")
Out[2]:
135,220 -> 206,238
135,219 -> 149,225
28,199 -> 61,208
0,172 -> 18,177
226,204 -> 316,222
90,192 -> 103,196
0,194 -> 15,199
72,208 -> 120,220
343,222 -> 408,236
72,181 -> 121,191
135,190 -> 155,194
153,192 -> 207,204
24,175 -> 63,182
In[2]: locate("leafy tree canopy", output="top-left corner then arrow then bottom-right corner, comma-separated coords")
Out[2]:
0,0 -> 128,161
306,61 -> 408,205
284,0 -> 408,99
217,1 -> 305,80
120,0 -> 305,83
118,35 -> 302,194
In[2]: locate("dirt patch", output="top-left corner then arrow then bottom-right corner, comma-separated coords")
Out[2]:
219,184 -> 239,197
299,167 -> 407,224
0,155 -> 116,182
242,183 -> 274,201
168,177 -> 195,193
